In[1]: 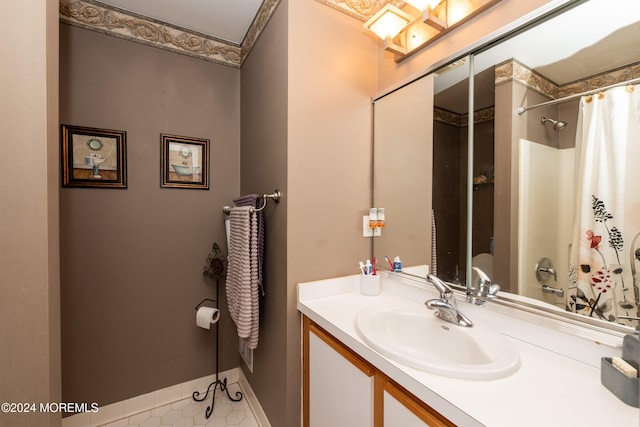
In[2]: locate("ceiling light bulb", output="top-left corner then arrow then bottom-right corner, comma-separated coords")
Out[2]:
448,0 -> 473,24
364,4 -> 413,40
405,0 -> 443,11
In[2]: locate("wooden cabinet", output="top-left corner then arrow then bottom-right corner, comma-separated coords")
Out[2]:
381,376 -> 454,427
305,318 -> 375,426
303,316 -> 455,427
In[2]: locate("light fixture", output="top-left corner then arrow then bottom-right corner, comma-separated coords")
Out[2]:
405,0 -> 443,12
364,0 -> 502,61
363,4 -> 414,55
404,0 -> 447,30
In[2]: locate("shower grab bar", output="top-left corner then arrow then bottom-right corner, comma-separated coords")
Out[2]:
222,189 -> 281,214
517,77 -> 640,115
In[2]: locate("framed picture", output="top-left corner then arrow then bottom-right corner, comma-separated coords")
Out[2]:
161,134 -> 210,190
61,125 -> 127,188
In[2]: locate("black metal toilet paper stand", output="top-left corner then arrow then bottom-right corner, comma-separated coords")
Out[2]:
193,243 -> 243,419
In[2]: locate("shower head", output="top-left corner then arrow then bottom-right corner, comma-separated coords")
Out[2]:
541,117 -> 568,132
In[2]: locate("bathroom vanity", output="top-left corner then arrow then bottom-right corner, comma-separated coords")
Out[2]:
298,272 -> 638,426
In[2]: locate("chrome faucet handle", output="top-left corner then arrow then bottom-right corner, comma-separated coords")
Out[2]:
473,266 -> 491,286
425,298 -> 474,327
469,267 -> 500,304
481,282 -> 501,298
426,274 -> 453,300
424,275 -> 473,327
488,283 -> 501,296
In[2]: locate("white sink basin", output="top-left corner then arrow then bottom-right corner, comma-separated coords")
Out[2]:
355,304 -> 520,380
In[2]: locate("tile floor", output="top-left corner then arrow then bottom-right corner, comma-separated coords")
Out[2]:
100,390 -> 258,427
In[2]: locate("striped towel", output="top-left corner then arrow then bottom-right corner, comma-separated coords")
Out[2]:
233,194 -> 265,296
226,206 -> 260,349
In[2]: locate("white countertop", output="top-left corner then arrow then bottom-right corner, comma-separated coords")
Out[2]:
297,272 -> 639,427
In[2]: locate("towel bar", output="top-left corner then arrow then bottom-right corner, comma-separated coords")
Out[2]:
222,189 -> 280,214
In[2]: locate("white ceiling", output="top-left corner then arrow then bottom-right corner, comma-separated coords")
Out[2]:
474,0 -> 640,86
95,0 -> 264,44
435,0 -> 640,112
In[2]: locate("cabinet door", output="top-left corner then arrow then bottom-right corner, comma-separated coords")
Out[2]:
304,318 -> 375,427
384,390 -> 430,426
382,378 -> 454,427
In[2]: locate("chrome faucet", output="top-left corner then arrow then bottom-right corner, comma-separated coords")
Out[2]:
468,267 -> 500,305
425,274 -> 473,327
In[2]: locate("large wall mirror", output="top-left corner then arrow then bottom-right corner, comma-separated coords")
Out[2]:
373,0 -> 640,333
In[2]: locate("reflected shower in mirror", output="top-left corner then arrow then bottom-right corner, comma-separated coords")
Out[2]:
372,0 -> 640,331
472,0 -> 640,327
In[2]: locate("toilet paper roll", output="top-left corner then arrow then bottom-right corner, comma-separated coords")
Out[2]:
196,307 -> 220,329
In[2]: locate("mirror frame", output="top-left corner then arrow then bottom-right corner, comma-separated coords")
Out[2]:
372,0 -> 637,338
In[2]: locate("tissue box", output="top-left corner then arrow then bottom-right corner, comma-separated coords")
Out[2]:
601,334 -> 639,407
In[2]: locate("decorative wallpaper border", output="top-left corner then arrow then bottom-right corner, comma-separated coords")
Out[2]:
495,58 -> 640,101
434,108 -> 464,127
59,0 -> 281,68
312,0 -> 400,22
241,0 -> 280,61
559,61 -> 640,98
473,106 -> 495,125
495,59 -> 558,99
435,106 -> 494,127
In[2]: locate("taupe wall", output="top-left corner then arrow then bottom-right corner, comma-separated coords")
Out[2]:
287,0 -> 377,279
0,0 -> 61,426
239,1 -> 289,426
59,24 -> 241,406
240,0 -> 378,425
288,0 -> 377,424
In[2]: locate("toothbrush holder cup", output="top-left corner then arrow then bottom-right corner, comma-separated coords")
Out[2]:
360,274 -> 381,296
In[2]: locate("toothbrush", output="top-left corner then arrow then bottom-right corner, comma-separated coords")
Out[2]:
373,257 -> 377,275
384,256 -> 394,271
359,261 -> 366,275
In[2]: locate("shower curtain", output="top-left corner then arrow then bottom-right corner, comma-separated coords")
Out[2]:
567,84 -> 640,326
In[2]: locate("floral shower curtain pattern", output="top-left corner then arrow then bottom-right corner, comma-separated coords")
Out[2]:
567,84 -> 640,327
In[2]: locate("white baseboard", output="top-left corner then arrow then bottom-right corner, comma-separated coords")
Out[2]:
239,368 -> 271,427
61,367 -> 260,427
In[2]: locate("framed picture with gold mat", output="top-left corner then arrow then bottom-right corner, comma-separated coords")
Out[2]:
61,124 -> 127,189
161,133 -> 209,190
